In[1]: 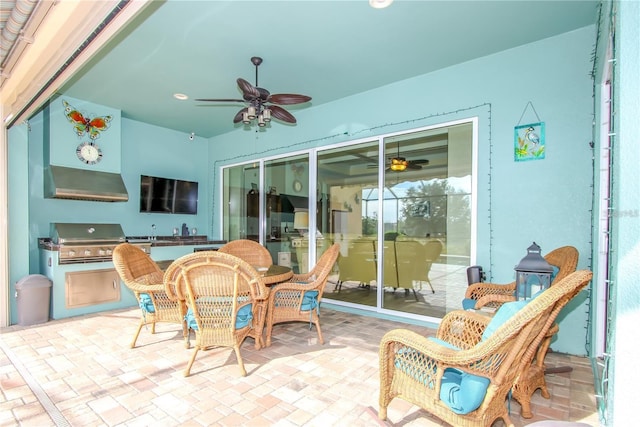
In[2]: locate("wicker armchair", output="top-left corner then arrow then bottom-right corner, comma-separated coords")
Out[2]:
163,251 -> 269,376
464,246 -> 579,310
113,243 -> 187,348
379,270 -> 592,427
218,239 -> 273,269
265,243 -> 340,346
218,239 -> 274,349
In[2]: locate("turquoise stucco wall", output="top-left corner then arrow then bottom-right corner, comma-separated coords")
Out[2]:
209,27 -> 596,355
7,124 -> 30,324
609,1 -> 640,424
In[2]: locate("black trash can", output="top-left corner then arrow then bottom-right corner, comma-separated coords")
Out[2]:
15,274 -> 52,326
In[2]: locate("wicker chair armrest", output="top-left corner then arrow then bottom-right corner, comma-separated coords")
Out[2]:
122,271 -> 165,293
290,272 -> 315,283
272,280 -> 318,292
436,310 -> 491,349
249,280 -> 270,301
381,329 -> 456,362
380,328 -> 496,373
163,279 -> 181,301
126,282 -> 166,294
474,294 -> 517,310
465,281 -> 516,300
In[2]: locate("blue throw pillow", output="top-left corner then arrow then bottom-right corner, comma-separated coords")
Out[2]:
138,293 -> 155,313
185,303 -> 253,331
481,299 -> 528,341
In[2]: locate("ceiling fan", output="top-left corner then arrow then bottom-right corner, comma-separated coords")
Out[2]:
369,142 -> 429,172
195,56 -> 311,126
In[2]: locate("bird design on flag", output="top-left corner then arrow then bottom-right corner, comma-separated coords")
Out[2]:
525,126 -> 540,147
516,125 -> 545,159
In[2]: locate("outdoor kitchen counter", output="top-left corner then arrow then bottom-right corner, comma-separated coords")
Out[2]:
38,237 -> 227,249
126,236 -> 227,247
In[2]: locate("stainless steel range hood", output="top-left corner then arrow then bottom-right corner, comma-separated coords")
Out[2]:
44,165 -> 129,202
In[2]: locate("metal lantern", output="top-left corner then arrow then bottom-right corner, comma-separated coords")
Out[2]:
514,242 -> 553,300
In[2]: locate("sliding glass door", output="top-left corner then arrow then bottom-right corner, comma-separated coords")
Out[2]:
222,119 -> 474,321
377,124 -> 472,318
317,140 -> 379,307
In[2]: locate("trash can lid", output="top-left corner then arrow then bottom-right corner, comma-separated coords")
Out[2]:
15,274 -> 52,289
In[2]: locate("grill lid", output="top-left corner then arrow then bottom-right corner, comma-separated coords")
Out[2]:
50,223 -> 126,244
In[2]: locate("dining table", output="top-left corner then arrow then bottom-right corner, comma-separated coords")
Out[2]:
257,264 -> 294,285
250,264 -> 293,349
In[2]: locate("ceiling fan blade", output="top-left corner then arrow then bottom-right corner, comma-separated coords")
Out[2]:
195,98 -> 244,102
237,78 -> 260,99
411,159 -> 430,164
257,87 -> 270,101
233,107 -> 248,123
269,105 -> 297,123
407,163 -> 423,170
268,93 -> 312,105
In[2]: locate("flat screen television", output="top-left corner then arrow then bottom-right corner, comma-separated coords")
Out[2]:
140,175 -> 198,214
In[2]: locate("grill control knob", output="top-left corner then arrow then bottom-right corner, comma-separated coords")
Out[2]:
98,249 -> 106,256
84,249 -> 92,256
68,250 -> 76,257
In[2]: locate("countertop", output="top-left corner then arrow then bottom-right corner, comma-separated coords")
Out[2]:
126,236 -> 227,247
38,236 -> 227,250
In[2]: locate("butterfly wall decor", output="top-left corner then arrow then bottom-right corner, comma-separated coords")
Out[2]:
62,100 -> 113,140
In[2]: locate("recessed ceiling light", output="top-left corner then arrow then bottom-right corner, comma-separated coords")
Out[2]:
369,0 -> 393,9
173,93 -> 189,100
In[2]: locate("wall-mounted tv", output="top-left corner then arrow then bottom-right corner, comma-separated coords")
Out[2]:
140,175 -> 198,215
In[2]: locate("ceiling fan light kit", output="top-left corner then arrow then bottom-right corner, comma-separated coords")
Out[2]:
390,157 -> 408,172
196,56 -> 311,129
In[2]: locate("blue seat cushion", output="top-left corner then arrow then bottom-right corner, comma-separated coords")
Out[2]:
481,299 -> 528,341
461,298 -> 477,310
185,303 -> 253,331
393,337 -> 490,415
138,293 -> 155,313
428,337 -> 490,414
301,290 -> 319,311
440,368 -> 491,415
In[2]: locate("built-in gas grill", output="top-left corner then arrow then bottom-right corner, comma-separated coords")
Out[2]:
49,223 -> 151,264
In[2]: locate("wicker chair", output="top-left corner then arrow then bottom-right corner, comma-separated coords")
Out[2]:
265,243 -> 340,346
464,246 -> 579,310
163,251 -> 269,376
379,270 -> 592,427
463,246 -> 579,418
112,243 -> 187,348
218,239 -> 275,349
218,239 -> 273,269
